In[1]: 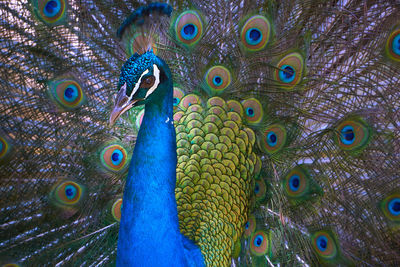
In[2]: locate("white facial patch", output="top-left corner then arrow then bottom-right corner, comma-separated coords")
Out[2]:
145,64 -> 160,99
128,69 -> 149,101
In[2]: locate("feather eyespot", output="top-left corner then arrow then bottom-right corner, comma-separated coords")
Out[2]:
174,10 -> 203,46
274,52 -> 304,90
100,144 -> 128,172
259,124 -> 287,154
380,194 -> 400,222
244,214 -> 256,237
43,0 -> 61,17
53,181 -> 83,206
393,34 -> 400,55
283,166 -> 309,198
140,76 -> 155,88
254,179 -> 267,202
48,78 -> 85,110
279,65 -> 295,83
388,198 -> 400,216
386,29 -> 400,61
205,66 -> 231,95
289,175 -> 300,191
334,117 -> 371,152
282,165 -> 322,203
173,87 -> 185,109
250,230 -> 269,256
241,15 -> 271,51
311,231 -> 338,260
112,198 -> 123,222
317,236 -> 328,251
0,136 -> 11,161
241,98 -> 263,125
340,125 -> 355,145
33,0 -> 67,26
267,131 -> 277,146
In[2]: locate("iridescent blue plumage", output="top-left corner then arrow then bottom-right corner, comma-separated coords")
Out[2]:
114,52 -> 204,266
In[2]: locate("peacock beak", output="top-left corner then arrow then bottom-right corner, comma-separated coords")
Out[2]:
109,83 -> 142,126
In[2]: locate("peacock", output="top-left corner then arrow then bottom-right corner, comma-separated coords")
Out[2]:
1,0 -> 400,266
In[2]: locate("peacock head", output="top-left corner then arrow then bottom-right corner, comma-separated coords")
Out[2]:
109,51 -> 171,125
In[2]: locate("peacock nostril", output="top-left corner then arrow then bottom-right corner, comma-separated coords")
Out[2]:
118,97 -> 128,106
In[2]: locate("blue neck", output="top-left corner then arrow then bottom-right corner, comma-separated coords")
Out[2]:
116,81 -> 187,265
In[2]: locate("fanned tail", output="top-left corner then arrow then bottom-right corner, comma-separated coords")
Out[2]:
1,0 -> 400,266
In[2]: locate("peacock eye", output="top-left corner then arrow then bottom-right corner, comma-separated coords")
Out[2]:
311,231 -> 338,259
334,116 -> 371,152
205,65 -> 231,95
111,198 -> 123,222
386,29 -> 400,61
380,194 -> 400,222
274,52 -> 304,90
174,10 -> 204,46
240,15 -> 271,52
140,76 -> 155,88
259,124 -> 287,154
244,215 -> 256,238
49,78 -> 85,110
33,0 -> 67,26
254,183 -> 260,193
254,179 -> 267,202
173,87 -> 185,108
100,144 -> 128,172
283,165 -> 310,198
250,230 -> 269,256
53,181 -> 83,205
241,98 -> 264,125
